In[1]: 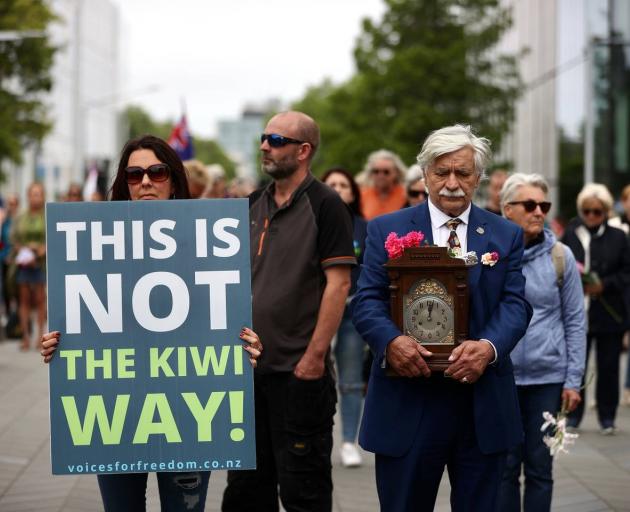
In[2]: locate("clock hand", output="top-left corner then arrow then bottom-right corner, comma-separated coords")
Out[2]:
427,300 -> 434,321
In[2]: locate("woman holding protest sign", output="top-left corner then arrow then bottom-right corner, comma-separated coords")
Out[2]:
40,134 -> 263,512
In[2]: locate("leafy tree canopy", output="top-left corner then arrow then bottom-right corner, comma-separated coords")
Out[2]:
0,0 -> 57,170
293,0 -> 521,175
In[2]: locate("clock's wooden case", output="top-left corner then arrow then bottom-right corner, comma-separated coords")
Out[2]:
384,246 -> 470,372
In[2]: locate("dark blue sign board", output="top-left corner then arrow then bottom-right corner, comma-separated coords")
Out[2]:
46,199 -> 255,474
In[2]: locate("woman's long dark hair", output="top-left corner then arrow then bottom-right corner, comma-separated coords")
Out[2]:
109,134 -> 191,201
321,167 -> 363,217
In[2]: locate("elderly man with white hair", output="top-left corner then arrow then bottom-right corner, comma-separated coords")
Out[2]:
353,124 -> 532,512
561,183 -> 630,435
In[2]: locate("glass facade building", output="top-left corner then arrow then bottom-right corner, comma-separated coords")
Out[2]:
586,0 -> 630,191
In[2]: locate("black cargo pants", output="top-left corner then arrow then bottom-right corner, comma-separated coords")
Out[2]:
222,370 -> 337,512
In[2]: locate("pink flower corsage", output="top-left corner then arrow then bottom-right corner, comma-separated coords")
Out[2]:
481,251 -> 499,266
385,231 -> 425,259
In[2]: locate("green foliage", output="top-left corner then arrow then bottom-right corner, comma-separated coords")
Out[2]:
557,129 -> 584,222
0,0 -> 57,169
122,105 -> 236,179
123,105 -> 171,140
293,0 -> 522,175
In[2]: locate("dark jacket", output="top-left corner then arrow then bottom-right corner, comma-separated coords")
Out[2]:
349,214 -> 367,296
561,218 -> 630,332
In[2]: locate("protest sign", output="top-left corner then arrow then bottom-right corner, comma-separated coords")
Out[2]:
46,199 -> 254,475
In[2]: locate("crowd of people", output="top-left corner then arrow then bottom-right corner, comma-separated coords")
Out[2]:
2,112 -> 629,511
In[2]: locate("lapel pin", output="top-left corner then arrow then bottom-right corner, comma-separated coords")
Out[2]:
476,227 -> 485,235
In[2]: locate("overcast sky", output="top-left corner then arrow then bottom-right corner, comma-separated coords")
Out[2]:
109,0 -> 386,138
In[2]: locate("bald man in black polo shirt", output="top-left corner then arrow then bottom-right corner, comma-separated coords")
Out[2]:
222,111 -> 356,512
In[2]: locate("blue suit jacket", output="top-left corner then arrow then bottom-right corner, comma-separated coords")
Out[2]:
352,202 -> 532,456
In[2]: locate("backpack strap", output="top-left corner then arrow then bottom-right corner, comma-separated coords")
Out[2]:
551,241 -> 566,288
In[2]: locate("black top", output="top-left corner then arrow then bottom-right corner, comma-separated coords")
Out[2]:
249,174 -> 356,373
562,218 -> 630,332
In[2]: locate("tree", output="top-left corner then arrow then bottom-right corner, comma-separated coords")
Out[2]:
123,105 -> 170,140
293,0 -> 522,174
122,105 -> 236,179
0,0 -> 57,173
557,128 -> 584,222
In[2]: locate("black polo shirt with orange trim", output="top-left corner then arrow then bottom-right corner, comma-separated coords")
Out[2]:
249,173 -> 357,373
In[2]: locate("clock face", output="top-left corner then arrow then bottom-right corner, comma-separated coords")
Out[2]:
404,283 -> 455,345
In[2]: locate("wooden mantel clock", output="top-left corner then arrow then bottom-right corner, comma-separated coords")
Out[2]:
384,246 -> 470,372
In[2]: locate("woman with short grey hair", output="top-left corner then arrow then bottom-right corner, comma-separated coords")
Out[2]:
561,182 -> 630,435
498,173 -> 586,511
404,164 -> 427,206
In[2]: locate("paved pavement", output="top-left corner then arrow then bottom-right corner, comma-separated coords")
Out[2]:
1,339 -> 630,511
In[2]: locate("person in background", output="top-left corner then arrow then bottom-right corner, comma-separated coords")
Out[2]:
607,184 -> 630,234
322,167 -> 368,468
205,164 -> 227,198
40,134 -> 263,512
65,183 -> 84,202
1,194 -> 19,338
360,149 -> 407,220
11,182 -> 47,351
183,159 -> 211,198
90,190 -> 105,201
405,164 -> 427,207
607,184 -> 630,406
227,177 -> 257,199
485,169 -> 508,215
561,183 -> 630,435
498,173 -> 586,512
0,197 -> 5,338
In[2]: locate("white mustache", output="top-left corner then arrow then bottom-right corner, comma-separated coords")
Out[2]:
439,187 -> 466,198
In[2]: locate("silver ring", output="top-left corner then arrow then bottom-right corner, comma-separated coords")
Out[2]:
461,376 -> 469,384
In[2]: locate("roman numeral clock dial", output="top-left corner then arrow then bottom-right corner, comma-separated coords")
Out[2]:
404,279 -> 454,345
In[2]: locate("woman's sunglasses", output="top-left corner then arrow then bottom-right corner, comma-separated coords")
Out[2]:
125,164 -> 170,185
260,133 -> 304,148
582,208 -> 604,217
371,168 -> 393,176
508,200 -> 552,214
407,189 -> 426,199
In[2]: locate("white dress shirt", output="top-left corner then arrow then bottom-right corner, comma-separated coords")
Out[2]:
427,198 -> 471,253
426,198 -> 497,364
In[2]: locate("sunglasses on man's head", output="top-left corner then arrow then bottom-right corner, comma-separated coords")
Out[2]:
125,163 -> 170,185
508,200 -> 552,214
582,208 -> 604,217
260,133 -> 304,148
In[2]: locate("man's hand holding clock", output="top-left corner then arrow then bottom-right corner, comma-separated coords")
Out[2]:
444,340 -> 495,383
386,335 -> 433,378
